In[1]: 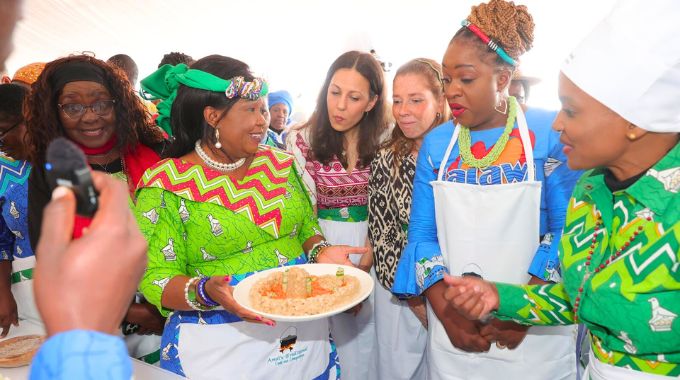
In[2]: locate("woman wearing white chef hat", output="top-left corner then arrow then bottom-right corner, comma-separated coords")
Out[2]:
443,1 -> 680,379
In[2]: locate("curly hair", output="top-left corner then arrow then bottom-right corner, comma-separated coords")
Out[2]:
454,0 -> 535,68
158,52 -> 195,68
25,55 -> 165,165
386,58 -> 451,166
308,50 -> 389,168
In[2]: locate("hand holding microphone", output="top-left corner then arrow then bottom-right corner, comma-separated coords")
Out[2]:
44,138 -> 98,238
34,138 -> 148,336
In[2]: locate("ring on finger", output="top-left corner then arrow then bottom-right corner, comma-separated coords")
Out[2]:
496,341 -> 507,349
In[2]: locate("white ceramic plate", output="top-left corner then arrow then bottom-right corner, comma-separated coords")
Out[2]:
233,264 -> 374,322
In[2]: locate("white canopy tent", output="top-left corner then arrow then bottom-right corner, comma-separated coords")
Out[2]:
7,0 -> 616,114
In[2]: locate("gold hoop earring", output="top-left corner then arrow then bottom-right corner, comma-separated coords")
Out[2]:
215,128 -> 222,149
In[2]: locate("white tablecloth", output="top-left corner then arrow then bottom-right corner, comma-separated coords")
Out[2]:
0,321 -> 183,380
0,358 -> 184,379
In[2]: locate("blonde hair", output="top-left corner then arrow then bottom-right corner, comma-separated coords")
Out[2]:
386,58 -> 452,165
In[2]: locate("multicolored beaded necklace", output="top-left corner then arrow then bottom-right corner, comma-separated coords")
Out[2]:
572,212 -> 653,321
458,96 -> 518,169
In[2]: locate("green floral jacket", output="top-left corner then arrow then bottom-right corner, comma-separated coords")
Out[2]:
496,142 -> 680,376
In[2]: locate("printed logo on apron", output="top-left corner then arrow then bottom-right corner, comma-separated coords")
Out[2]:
177,319 -> 329,379
267,326 -> 309,367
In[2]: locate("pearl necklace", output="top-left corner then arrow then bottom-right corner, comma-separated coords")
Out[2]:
572,212 -> 652,322
194,140 -> 247,173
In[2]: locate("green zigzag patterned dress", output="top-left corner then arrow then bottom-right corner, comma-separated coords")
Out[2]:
133,146 -> 339,378
135,146 -> 323,316
494,142 -> 680,377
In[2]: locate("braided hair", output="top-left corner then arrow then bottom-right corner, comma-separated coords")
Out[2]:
454,0 -> 535,68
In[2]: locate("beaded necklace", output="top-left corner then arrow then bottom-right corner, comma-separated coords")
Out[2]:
572,212 -> 653,321
458,96 -> 518,169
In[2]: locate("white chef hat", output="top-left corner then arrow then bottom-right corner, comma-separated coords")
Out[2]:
561,0 -> 680,133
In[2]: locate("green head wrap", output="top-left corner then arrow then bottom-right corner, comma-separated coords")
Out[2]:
140,64 -> 269,136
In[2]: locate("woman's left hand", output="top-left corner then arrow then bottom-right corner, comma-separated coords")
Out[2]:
316,245 -> 368,267
205,276 -> 275,326
358,241 -> 374,272
479,319 -> 529,349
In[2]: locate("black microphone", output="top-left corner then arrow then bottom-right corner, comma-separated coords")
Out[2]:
45,137 -> 99,218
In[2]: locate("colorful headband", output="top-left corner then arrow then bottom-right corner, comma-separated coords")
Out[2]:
461,20 -> 517,67
140,64 -> 268,136
225,76 -> 267,100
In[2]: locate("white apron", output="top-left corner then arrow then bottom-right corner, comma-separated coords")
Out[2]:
318,218 -> 377,380
176,317 -> 335,380
373,279 -> 427,380
427,103 -> 576,380
584,350 -> 677,380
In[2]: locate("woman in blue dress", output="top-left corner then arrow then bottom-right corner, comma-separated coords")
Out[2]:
0,83 -> 41,340
392,1 -> 583,379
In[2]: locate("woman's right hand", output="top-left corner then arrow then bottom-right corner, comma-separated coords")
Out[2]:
442,274 -> 499,321
316,245 -> 368,267
425,281 -> 491,352
204,276 -> 275,327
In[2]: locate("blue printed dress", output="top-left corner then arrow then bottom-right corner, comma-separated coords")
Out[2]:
0,156 -> 32,262
0,156 -> 43,339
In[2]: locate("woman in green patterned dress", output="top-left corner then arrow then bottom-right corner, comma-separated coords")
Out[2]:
134,55 -> 366,379
443,2 -> 680,379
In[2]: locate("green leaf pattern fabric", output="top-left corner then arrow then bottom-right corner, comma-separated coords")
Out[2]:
134,147 -> 322,317
496,142 -> 680,376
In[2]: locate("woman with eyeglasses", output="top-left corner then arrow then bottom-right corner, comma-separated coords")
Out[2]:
0,83 -> 40,343
24,54 -> 167,364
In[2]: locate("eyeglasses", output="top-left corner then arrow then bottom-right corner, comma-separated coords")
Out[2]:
58,99 -> 116,119
0,120 -> 23,141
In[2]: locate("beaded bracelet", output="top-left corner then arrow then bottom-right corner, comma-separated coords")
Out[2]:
196,277 -> 220,308
184,276 -> 211,311
308,240 -> 332,263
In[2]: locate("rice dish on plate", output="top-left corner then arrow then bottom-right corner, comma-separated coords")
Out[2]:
249,266 -> 360,316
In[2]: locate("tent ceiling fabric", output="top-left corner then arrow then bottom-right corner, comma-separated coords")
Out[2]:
8,0 -> 615,111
